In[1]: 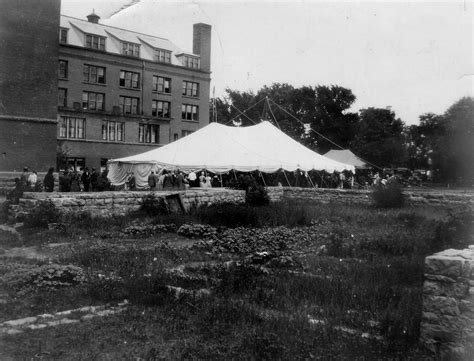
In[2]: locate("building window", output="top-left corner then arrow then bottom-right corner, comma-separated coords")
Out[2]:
58,88 -> 67,107
122,42 -> 140,57
152,100 -> 170,118
119,71 -> 140,89
83,64 -> 106,84
82,92 -> 104,111
183,55 -> 200,69
181,130 -> 194,138
119,96 -> 139,114
182,81 -> 199,97
101,121 -> 124,142
139,124 -> 160,143
58,60 -> 68,79
85,34 -> 106,50
152,76 -> 171,93
181,104 -> 198,121
153,48 -> 171,63
60,28 -> 68,44
65,158 -> 85,172
59,116 -> 85,139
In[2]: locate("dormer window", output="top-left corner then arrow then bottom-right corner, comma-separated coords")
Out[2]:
85,34 -> 106,51
60,28 -> 68,44
183,55 -> 200,69
122,42 -> 140,57
153,48 -> 171,63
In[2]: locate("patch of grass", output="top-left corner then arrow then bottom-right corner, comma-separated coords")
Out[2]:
2,197 -> 471,360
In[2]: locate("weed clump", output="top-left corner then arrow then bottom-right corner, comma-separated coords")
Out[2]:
23,201 -> 61,228
371,184 -> 405,208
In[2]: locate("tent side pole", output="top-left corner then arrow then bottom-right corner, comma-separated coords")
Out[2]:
258,171 -> 267,187
283,170 -> 292,188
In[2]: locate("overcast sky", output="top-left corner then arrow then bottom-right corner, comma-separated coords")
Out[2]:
61,0 -> 473,125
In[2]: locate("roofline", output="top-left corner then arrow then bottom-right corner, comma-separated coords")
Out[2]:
61,14 -> 172,43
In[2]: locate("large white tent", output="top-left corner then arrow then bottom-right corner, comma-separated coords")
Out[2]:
107,121 -> 355,188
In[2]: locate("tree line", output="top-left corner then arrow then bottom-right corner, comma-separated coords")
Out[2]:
210,83 -> 473,185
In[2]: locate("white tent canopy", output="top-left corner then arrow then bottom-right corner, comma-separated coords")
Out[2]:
324,149 -> 369,169
107,121 -> 355,187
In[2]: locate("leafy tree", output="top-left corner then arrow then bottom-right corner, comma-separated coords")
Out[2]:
210,83 -> 359,152
309,85 -> 359,153
404,113 -> 446,175
442,97 -> 474,184
351,107 -> 406,168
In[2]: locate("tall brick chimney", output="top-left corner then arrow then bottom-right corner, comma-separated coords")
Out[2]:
193,23 -> 211,72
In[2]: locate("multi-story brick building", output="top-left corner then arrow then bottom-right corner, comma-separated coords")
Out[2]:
0,0 -> 211,172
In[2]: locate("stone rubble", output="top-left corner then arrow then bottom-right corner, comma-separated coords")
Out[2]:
0,300 -> 128,336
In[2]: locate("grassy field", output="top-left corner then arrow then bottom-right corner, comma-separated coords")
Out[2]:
0,197 -> 472,360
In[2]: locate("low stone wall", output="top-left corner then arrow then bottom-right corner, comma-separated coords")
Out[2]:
7,187 -> 474,220
10,189 -> 246,218
421,247 -> 474,359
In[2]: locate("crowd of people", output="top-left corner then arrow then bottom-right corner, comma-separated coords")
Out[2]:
7,165 -> 406,205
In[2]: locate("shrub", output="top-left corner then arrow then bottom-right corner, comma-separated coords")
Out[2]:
140,194 -> 170,216
371,184 -> 405,208
23,200 -> 61,228
245,184 -> 270,206
5,263 -> 85,290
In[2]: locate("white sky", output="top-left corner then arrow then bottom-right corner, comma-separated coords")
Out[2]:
61,0 -> 473,125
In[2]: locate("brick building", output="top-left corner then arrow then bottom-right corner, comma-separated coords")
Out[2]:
0,0 -> 212,172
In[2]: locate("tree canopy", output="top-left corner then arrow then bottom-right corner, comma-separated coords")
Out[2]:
210,83 -> 473,184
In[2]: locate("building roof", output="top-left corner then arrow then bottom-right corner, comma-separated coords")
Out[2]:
60,15 -> 194,65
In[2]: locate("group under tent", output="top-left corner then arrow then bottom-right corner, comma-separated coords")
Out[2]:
107,121 -> 354,189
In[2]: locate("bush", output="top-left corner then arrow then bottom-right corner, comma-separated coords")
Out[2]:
245,184 -> 270,206
371,184 -> 405,208
23,200 -> 61,228
140,194 -> 170,216
5,263 -> 85,290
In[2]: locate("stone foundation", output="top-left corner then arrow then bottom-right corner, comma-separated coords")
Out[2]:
420,247 -> 474,359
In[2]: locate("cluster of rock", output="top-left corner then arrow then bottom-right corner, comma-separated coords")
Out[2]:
421,246 -> 474,359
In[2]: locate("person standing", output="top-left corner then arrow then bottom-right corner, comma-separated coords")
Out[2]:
127,172 -> 136,191
339,172 -> 346,189
59,170 -> 72,192
43,167 -> 55,192
20,167 -> 30,191
148,171 -> 157,190
81,167 -> 91,192
176,170 -> 185,190
199,172 -> 206,187
28,171 -> 38,191
71,171 -> 81,192
90,168 -> 99,191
